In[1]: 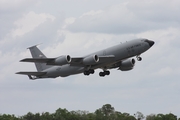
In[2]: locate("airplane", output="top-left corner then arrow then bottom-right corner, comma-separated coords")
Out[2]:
16,38 -> 154,80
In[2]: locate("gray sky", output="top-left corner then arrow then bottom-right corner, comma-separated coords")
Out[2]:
0,0 -> 180,117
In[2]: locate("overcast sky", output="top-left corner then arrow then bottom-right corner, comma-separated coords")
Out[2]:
0,0 -> 180,117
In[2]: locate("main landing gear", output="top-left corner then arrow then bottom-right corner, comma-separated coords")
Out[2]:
84,69 -> 110,77
136,55 -> 142,61
84,69 -> 94,76
99,70 -> 110,77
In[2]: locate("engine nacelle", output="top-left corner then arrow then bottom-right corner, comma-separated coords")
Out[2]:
119,58 -> 135,71
54,55 -> 71,65
83,55 -> 99,65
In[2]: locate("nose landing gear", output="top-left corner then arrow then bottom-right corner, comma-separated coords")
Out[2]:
136,55 -> 142,61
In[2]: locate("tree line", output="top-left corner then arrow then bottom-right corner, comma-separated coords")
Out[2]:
0,104 -> 179,120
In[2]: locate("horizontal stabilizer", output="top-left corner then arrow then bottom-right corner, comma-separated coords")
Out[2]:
20,58 -> 54,63
16,72 -> 46,76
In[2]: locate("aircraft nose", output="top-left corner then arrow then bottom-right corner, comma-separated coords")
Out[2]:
145,40 -> 155,47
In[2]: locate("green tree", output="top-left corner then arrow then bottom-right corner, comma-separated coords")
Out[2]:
156,114 -> 165,120
53,108 -> 70,120
164,113 -> 177,120
2,104 -> 179,120
94,104 -> 116,120
86,113 -> 96,120
101,104 -> 115,117
146,114 -> 156,120
69,111 -> 80,120
22,112 -> 35,120
94,109 -> 104,120
119,112 -> 136,120
0,114 -> 19,120
135,111 -> 144,120
41,112 -> 53,120
149,113 -> 178,120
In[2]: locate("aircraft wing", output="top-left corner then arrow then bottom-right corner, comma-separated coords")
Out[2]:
16,72 -> 46,76
70,55 -> 115,66
20,57 -> 82,65
20,55 -> 115,66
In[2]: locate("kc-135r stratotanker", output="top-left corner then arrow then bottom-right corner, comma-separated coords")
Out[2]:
16,38 -> 154,80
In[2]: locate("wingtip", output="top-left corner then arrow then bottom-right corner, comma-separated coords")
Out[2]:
19,59 -> 27,62
15,72 -> 21,74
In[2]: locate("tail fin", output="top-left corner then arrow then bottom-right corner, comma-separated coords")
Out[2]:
28,45 -> 51,71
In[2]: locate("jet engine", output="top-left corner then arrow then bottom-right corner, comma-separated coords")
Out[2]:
54,55 -> 71,65
119,58 -> 135,71
83,55 -> 99,65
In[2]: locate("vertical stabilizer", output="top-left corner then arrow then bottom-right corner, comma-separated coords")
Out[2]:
28,45 -> 50,71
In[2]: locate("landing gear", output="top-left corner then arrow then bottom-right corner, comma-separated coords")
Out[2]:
84,69 -> 110,77
99,70 -> 110,77
84,71 -> 90,75
84,69 -> 94,76
137,57 -> 142,61
136,55 -> 142,61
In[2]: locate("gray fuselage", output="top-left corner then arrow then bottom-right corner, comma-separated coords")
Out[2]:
43,38 -> 153,78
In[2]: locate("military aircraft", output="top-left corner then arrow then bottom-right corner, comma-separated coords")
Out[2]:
16,38 -> 154,79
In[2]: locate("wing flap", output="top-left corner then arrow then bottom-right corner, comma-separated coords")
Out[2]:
70,58 -> 83,66
99,55 -> 115,62
69,55 -> 115,66
99,55 -> 115,59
